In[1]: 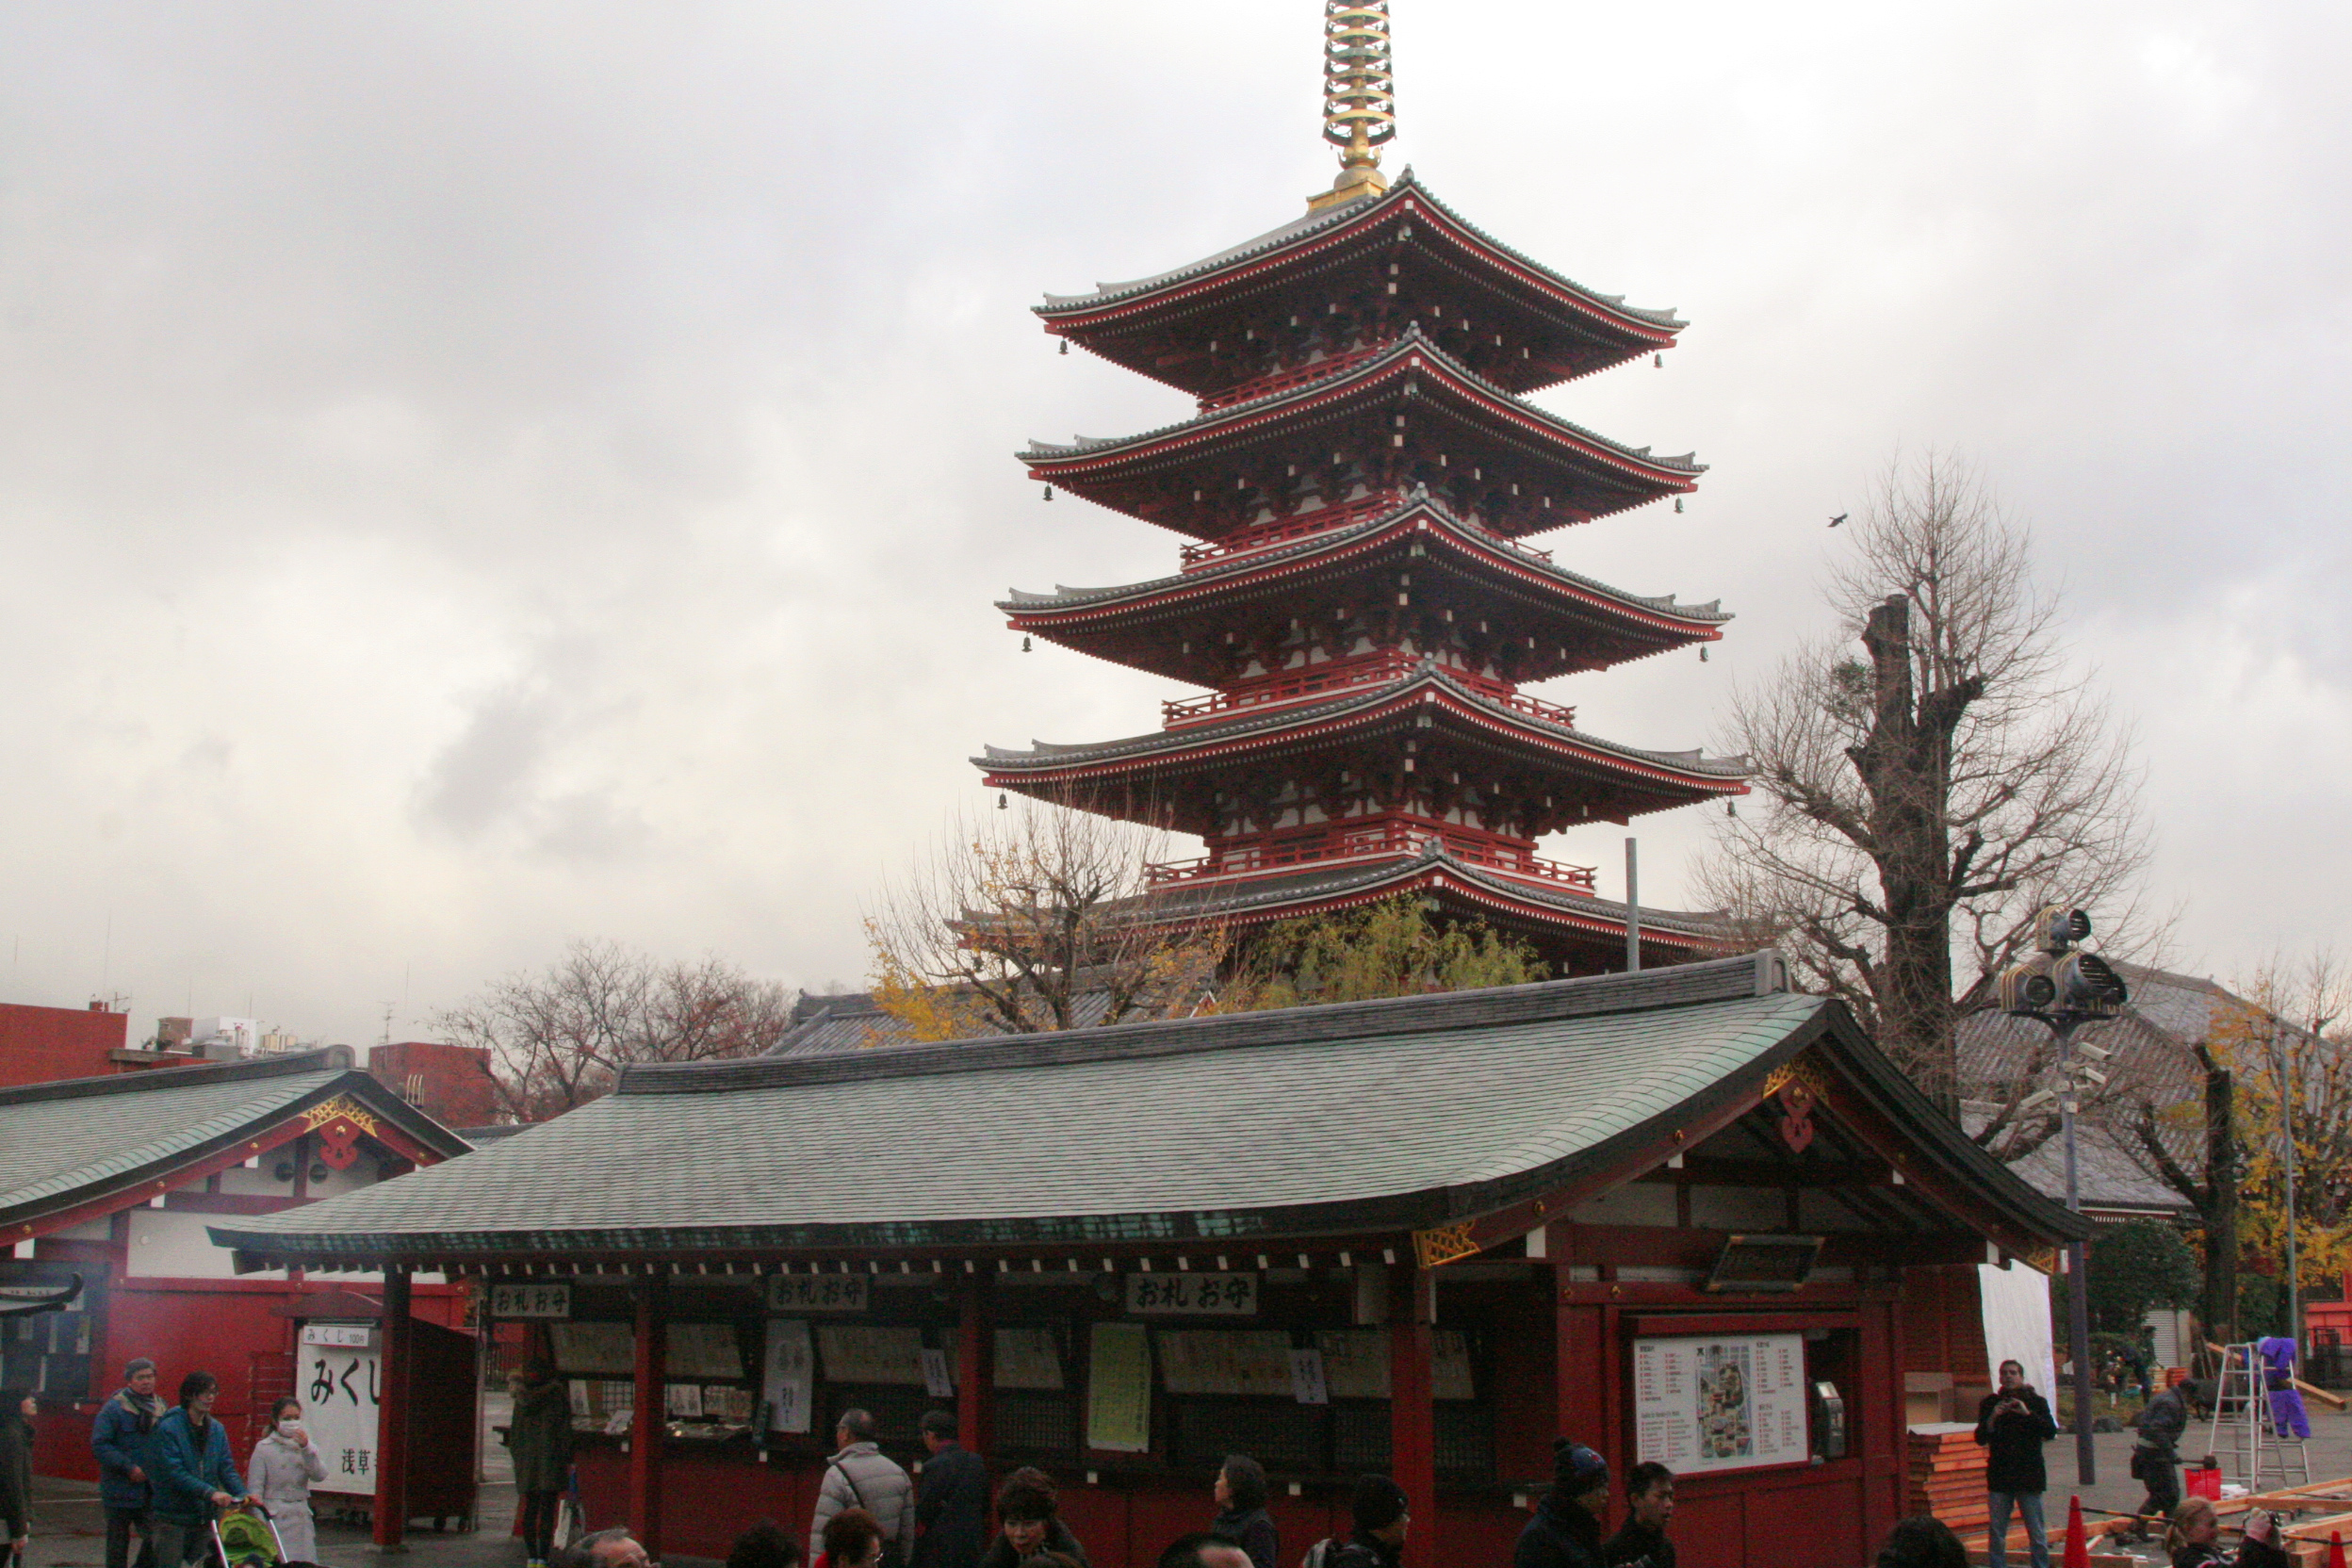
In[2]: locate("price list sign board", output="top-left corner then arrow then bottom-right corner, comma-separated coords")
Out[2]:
1631,1333 -> 1808,1476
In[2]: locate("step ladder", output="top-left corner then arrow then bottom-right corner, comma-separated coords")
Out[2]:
2206,1342 -> 2312,1489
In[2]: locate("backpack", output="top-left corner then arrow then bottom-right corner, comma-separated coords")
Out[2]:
828,1457 -> 906,1568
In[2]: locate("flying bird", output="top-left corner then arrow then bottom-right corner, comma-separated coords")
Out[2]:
1827,513 -> 1848,528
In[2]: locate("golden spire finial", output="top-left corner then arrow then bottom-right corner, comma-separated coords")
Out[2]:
1308,3 -> 1396,211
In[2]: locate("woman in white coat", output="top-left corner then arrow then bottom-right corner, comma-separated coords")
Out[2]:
246,1396 -> 328,1563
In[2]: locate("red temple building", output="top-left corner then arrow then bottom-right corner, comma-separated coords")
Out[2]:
978,7 -> 1746,972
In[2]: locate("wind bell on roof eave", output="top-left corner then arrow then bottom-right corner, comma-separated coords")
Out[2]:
1308,3 -> 1398,212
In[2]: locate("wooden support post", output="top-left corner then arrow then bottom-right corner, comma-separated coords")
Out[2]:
372,1266 -> 414,1549
1388,1254 -> 1436,1568
631,1276 -> 668,1553
957,1275 -> 993,1454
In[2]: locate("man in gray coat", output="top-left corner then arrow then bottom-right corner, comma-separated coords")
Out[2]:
810,1410 -> 914,1567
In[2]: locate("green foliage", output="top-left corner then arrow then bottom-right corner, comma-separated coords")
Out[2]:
2083,1221 -> 2200,1336
2237,1273 -> 2288,1340
1233,896 -> 1546,1010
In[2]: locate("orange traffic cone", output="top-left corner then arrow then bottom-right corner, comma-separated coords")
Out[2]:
2063,1495 -> 2090,1568
2328,1529 -> 2347,1568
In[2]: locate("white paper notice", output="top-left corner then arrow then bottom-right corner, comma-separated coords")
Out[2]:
762,1318 -> 815,1433
920,1348 -> 956,1398
1289,1348 -> 1329,1406
1631,1333 -> 1809,1475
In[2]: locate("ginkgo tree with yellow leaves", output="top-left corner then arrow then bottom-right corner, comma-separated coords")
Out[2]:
2204,957 -> 2352,1330
865,792 -> 1555,1043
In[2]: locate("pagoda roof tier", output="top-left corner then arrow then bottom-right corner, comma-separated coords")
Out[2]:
1021,329 -> 1700,540
976,664 -> 1747,836
1001,492 -> 1726,686
1036,171 -> 1682,398
1137,841 -> 1728,969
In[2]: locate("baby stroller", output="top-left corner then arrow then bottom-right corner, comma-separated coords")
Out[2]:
211,1502 -> 290,1568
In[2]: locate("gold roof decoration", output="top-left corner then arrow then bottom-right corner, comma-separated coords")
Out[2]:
1310,3 -> 1397,211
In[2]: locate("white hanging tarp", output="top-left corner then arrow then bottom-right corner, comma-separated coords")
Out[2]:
1979,1262 -> 2059,1400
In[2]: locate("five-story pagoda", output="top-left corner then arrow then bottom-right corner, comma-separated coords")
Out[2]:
977,3 -> 1746,973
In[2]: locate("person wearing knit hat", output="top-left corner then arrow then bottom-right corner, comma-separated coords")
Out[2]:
1308,1476 -> 1408,1568
1512,1440 -> 1611,1568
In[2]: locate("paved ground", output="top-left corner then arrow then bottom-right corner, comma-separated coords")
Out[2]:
2048,1407 -> 2352,1560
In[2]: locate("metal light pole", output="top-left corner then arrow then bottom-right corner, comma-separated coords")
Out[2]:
1996,906 -> 2129,1489
2054,1015 -> 2097,1486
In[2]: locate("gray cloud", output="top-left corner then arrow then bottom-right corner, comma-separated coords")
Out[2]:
1,1 -> 2345,1045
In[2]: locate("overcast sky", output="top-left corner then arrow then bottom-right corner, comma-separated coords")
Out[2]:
2,2 -> 2344,1048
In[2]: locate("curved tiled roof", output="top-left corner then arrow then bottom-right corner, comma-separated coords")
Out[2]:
206,954 -> 2089,1262
1000,493 -> 1729,629
1136,841 -> 1730,942
1020,327 -> 1701,479
0,1052 -> 470,1231
976,663 -> 1749,782
1035,171 -> 1684,334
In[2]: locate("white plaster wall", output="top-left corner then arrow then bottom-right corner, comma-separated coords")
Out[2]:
128,1210 -> 284,1281
218,1165 -> 297,1197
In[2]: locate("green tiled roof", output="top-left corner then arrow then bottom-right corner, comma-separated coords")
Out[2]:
0,1053 -> 468,1229
212,956 -> 2088,1265
215,958 -> 1834,1259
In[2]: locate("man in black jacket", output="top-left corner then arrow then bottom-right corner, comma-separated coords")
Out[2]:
1326,1476 -> 1409,1568
2131,1382 -> 2188,1536
1515,1442 -> 1611,1568
1974,1360 -> 2059,1568
913,1411 -> 987,1568
1603,1462 -> 1674,1568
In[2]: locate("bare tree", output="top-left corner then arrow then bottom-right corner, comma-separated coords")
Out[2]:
865,791 -> 1229,1039
1696,450 -> 2149,1106
433,939 -> 798,1119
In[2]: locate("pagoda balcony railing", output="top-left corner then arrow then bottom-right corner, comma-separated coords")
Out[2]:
1163,651 -> 1416,727
1163,654 -> 1575,729
1197,345 -> 1385,412
1180,496 -> 1558,572
1487,687 -> 1578,728
1179,495 -> 1404,570
1145,821 -> 1597,891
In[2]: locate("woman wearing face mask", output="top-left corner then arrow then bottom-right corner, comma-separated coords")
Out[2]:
245,1397 -> 327,1564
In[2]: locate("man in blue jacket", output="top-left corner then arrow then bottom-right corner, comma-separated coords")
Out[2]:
912,1410 -> 987,1568
148,1372 -> 250,1568
90,1357 -> 164,1568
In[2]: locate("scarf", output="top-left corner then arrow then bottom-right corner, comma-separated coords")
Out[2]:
115,1387 -> 164,1433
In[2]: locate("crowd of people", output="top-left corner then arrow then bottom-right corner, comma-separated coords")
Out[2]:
27,1354 -> 2305,1568
70,1357 -> 332,1568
